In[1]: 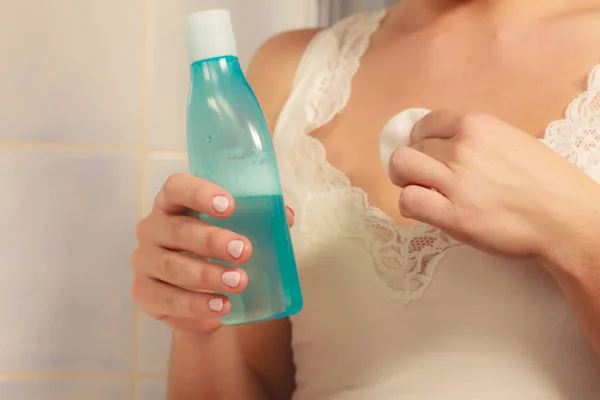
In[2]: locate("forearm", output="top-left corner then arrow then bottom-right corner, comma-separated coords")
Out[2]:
557,269 -> 600,356
168,328 -> 269,400
545,231 -> 600,357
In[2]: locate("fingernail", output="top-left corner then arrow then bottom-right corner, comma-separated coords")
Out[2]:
212,196 -> 229,213
208,298 -> 223,312
222,271 -> 241,288
286,205 -> 295,216
226,240 -> 245,259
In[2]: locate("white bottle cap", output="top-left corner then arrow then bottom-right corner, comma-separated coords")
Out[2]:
183,9 -> 238,64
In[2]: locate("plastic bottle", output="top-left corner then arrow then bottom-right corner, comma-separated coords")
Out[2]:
183,9 -> 303,325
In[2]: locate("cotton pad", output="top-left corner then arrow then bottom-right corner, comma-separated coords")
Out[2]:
379,108 -> 431,173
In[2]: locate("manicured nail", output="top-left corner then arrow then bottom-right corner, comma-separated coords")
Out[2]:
226,240 -> 245,259
208,298 -> 223,312
212,196 -> 229,213
222,271 -> 241,288
286,206 -> 295,216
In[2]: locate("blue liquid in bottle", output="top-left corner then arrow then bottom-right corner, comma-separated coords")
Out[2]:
183,10 -> 303,325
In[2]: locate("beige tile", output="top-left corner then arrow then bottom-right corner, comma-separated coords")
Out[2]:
148,0 -> 313,150
0,149 -> 137,371
137,154 -> 188,373
138,314 -> 172,374
138,379 -> 167,400
0,379 -> 129,400
0,0 -> 145,145
144,153 -> 189,214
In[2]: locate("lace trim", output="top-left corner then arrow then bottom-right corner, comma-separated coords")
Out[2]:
305,11 -> 387,132
296,11 -> 600,303
297,11 -> 459,302
300,186 -> 459,303
543,65 -> 600,177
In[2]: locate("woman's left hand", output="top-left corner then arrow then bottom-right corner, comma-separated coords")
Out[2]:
388,111 -> 600,265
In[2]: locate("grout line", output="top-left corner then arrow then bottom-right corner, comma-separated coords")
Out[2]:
132,0 -> 154,398
148,149 -> 188,159
0,140 -> 138,154
0,140 -> 187,159
0,372 -> 166,381
307,0 -> 319,27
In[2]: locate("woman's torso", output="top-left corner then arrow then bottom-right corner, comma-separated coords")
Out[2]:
272,8 -> 600,400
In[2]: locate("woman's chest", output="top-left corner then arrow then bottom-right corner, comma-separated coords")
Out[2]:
309,26 -> 600,225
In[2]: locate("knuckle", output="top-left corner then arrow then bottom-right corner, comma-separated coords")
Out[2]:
161,291 -> 178,314
204,227 -> 224,251
197,263 -> 215,288
453,141 -> 470,161
190,183 -> 208,207
399,187 -> 416,216
456,113 -> 490,135
163,173 -> 184,195
187,294 -> 205,316
161,252 -> 181,283
170,217 -> 189,242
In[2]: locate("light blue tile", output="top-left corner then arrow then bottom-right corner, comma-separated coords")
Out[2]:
0,149 -> 137,371
0,379 -> 129,400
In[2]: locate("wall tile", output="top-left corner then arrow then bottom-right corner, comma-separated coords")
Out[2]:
148,0 -> 313,150
145,154 -> 190,213
138,154 -> 188,373
0,379 -> 129,400
0,149 -> 137,372
0,0 -> 145,146
138,379 -> 167,400
138,314 -> 172,374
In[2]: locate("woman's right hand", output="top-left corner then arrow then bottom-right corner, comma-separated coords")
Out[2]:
130,173 -> 294,335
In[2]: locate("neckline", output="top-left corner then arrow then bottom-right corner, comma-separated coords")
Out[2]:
299,9 -> 600,234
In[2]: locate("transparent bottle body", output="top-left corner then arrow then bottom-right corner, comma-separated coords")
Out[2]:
186,56 -> 303,325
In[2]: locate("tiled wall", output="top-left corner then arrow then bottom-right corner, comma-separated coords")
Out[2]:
319,0 -> 392,24
0,1 -> 315,399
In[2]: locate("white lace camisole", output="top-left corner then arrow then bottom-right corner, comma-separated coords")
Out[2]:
272,11 -> 600,400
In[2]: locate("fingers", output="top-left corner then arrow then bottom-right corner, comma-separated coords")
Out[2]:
131,247 -> 248,293
139,214 -> 252,264
132,275 -> 231,319
389,146 -> 453,194
410,110 -> 462,145
154,173 -> 234,217
399,185 -> 456,230
410,138 -> 454,166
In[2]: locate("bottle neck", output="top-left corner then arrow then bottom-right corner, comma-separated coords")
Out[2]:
189,55 -> 244,86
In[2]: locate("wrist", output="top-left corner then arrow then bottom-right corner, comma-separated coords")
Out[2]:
540,187 -> 600,278
173,325 -> 236,347
541,221 -> 600,288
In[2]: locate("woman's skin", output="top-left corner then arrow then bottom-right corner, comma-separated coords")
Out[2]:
130,1 -> 600,399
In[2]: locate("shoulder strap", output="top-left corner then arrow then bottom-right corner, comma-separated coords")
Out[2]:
273,11 -> 386,141
303,11 -> 386,132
